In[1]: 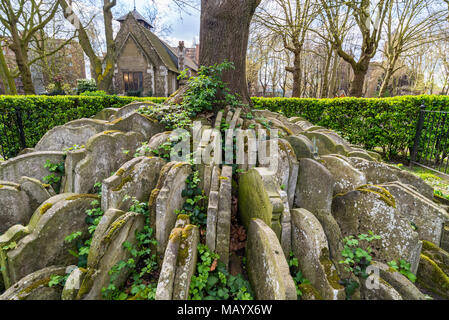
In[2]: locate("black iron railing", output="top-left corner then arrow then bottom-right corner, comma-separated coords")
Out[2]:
410,105 -> 449,175
0,106 -> 27,161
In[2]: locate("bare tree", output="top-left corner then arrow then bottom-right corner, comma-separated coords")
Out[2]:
378,0 -> 446,96
254,0 -> 319,97
59,0 -> 116,92
0,0 -> 60,94
320,0 -> 390,97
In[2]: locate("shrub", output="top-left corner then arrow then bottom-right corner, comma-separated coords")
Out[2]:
0,95 -> 166,159
76,79 -> 97,94
1,94 -> 448,161
252,95 -> 449,159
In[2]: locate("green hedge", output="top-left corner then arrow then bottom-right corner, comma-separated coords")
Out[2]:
252,95 -> 449,158
1,94 -> 449,160
0,95 -> 166,159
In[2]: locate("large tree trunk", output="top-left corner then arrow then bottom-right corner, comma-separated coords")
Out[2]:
199,0 -> 261,105
0,45 -> 17,95
349,59 -> 370,97
328,49 -> 338,98
286,51 -> 301,97
321,47 -> 332,98
10,30 -> 35,94
12,46 -> 35,94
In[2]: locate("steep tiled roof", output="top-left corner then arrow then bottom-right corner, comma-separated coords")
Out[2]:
138,23 -> 179,73
117,9 -> 153,28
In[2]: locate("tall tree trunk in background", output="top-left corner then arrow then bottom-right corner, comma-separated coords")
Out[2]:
349,59 -> 370,97
286,51 -> 301,97
59,0 -> 116,93
321,47 -> 332,98
200,0 -> 261,105
378,54 -> 399,97
10,31 -> 35,94
328,49 -> 338,97
0,43 -> 17,94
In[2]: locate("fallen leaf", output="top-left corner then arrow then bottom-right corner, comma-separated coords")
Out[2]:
210,259 -> 218,271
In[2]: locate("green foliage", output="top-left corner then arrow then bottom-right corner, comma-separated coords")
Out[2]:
338,232 -> 382,299
178,171 -> 207,227
252,95 -> 449,159
76,79 -> 97,94
43,160 -> 65,193
65,199 -> 103,268
339,232 -> 381,277
179,61 -> 244,116
138,103 -> 193,130
388,259 -> 417,283
189,244 -> 253,300
79,90 -> 108,96
102,198 -> 158,300
4,94 -> 447,161
48,274 -> 69,288
288,252 -> 310,299
0,95 -> 166,159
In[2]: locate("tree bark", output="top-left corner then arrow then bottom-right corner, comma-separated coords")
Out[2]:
0,43 -> 17,94
321,47 -> 332,98
328,49 -> 338,97
9,29 -> 35,94
59,0 -> 116,93
349,68 -> 367,97
378,68 -> 393,97
199,0 -> 261,105
348,57 -> 370,97
286,51 -> 301,97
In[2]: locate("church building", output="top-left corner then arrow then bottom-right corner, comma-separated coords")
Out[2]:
113,9 -> 198,97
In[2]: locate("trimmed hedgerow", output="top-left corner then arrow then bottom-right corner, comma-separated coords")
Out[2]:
252,95 -> 449,158
0,95 -> 166,159
1,94 -> 449,160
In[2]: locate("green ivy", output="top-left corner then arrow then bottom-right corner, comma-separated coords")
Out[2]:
177,171 -> 207,227
43,159 -> 65,193
338,231 -> 382,299
65,198 -> 104,268
288,252 -> 310,299
102,198 -> 158,300
387,259 -> 417,283
189,244 -> 253,300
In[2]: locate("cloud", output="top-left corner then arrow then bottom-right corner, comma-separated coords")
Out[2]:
135,0 -> 200,47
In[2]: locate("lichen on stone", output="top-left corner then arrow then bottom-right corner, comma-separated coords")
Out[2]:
102,130 -> 121,135
65,194 -> 99,201
108,117 -> 123,125
319,248 -> 344,290
17,276 -> 52,299
356,184 -> 396,208
104,218 -> 127,243
112,176 -> 133,192
40,203 -> 53,215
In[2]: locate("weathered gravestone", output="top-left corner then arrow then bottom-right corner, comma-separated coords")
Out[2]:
246,218 -> 297,300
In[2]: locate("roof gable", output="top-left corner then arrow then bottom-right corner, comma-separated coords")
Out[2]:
114,14 -> 179,73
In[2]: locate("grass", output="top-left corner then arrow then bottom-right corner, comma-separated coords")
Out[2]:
392,163 -> 449,200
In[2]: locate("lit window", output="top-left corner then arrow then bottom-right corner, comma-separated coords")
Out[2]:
123,72 -> 143,92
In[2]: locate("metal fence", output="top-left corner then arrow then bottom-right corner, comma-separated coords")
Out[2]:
0,106 -> 28,161
410,105 -> 449,175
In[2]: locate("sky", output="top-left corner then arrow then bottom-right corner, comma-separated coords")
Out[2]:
119,0 -> 200,47
132,0 -> 201,47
